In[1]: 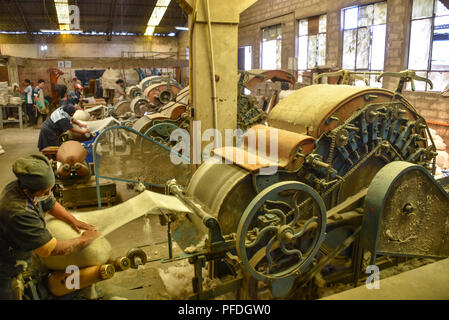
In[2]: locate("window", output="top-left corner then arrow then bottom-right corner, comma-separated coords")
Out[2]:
238,46 -> 252,71
408,0 -> 449,91
297,14 -> 327,80
341,2 -> 387,87
261,25 -> 282,70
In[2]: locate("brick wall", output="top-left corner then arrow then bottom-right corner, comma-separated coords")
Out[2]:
238,0 -> 449,125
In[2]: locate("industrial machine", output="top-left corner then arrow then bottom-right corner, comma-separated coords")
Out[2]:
38,70 -> 449,300
42,140 -> 117,209
140,70 -> 448,299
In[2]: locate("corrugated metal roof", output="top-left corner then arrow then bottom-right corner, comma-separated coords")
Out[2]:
0,0 -> 187,36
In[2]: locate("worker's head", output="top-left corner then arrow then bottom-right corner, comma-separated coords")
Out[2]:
66,91 -> 79,105
75,83 -> 83,91
13,154 -> 55,202
116,79 -> 124,87
62,103 -> 77,116
37,79 -> 45,89
23,79 -> 31,86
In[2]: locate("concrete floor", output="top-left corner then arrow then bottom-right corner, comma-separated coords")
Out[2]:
0,127 -> 40,188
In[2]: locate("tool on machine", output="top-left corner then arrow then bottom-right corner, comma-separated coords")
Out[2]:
313,69 -> 382,85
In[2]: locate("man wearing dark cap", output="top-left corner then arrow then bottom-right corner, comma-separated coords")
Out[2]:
37,104 -> 90,151
0,154 -> 101,299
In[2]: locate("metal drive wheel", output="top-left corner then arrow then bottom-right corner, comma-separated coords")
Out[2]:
236,181 -> 327,297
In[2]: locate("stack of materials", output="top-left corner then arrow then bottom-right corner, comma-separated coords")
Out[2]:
0,82 -> 8,105
9,96 -> 24,105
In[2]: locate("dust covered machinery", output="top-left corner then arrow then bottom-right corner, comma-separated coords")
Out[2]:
151,70 -> 449,299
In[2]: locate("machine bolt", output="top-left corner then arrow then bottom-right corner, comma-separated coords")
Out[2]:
403,203 -> 414,215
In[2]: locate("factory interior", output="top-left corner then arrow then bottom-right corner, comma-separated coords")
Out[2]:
0,0 -> 448,301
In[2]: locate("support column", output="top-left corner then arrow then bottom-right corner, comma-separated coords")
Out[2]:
6,57 -> 20,85
177,0 -> 257,164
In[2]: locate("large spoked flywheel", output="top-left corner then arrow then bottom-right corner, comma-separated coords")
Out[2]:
236,181 -> 327,297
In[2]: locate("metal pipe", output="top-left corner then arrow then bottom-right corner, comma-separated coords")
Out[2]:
167,179 -> 217,229
205,0 -> 219,140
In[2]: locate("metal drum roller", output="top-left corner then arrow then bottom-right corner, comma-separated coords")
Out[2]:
112,99 -> 132,117
130,96 -> 153,117
143,83 -> 182,106
126,85 -> 142,99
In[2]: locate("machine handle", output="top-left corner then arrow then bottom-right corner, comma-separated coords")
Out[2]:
314,69 -> 381,85
375,70 -> 433,93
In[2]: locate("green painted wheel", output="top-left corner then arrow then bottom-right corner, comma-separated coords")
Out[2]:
236,181 -> 327,297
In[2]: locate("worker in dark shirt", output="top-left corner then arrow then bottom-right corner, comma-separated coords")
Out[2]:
0,154 -> 101,299
37,104 -> 90,151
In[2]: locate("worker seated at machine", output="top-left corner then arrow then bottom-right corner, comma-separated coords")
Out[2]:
38,104 -> 90,151
0,154 -> 101,300
60,91 -> 81,107
74,84 -> 84,103
114,79 -> 126,102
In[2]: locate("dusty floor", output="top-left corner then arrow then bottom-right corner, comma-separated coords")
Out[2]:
0,124 -> 445,300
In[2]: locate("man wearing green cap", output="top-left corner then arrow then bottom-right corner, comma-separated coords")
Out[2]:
0,154 -> 101,299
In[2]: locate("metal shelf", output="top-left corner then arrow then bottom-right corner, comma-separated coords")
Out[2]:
0,104 -> 24,129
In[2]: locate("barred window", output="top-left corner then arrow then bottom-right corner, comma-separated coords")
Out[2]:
297,14 -> 327,82
341,2 -> 387,87
408,0 -> 449,91
261,24 -> 282,70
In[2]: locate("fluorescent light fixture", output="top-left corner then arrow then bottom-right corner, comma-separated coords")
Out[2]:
168,32 -> 175,37
54,0 -> 71,30
41,29 -> 83,34
175,27 -> 188,31
0,31 -> 27,34
144,0 -> 171,36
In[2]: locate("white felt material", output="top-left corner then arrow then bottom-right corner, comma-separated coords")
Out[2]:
42,191 -> 191,270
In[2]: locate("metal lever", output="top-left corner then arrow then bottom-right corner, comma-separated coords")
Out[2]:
314,69 -> 381,85
375,69 -> 433,93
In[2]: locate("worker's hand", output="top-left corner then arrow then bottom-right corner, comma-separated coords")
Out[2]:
80,229 -> 102,244
80,123 -> 88,128
71,219 -> 97,233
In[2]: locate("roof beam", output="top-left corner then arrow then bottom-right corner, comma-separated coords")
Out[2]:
106,0 -> 118,41
12,0 -> 33,39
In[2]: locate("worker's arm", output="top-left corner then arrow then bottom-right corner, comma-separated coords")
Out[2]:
72,118 -> 88,128
16,86 -> 25,94
35,229 -> 102,257
70,126 -> 90,135
48,201 -> 97,233
6,208 -> 100,258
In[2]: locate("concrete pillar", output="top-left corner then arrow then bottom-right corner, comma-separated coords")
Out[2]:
6,57 -> 20,85
177,0 -> 257,163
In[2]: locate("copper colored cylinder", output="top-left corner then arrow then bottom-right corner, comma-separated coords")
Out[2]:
73,162 -> 90,177
57,163 -> 72,179
47,264 -> 115,297
56,141 -> 87,166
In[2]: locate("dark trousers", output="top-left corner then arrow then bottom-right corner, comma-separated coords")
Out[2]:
25,103 -> 35,126
35,111 -> 47,125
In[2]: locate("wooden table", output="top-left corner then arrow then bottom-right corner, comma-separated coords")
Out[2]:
0,103 -> 23,129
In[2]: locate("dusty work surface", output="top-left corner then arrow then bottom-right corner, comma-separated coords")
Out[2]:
322,257 -> 449,300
